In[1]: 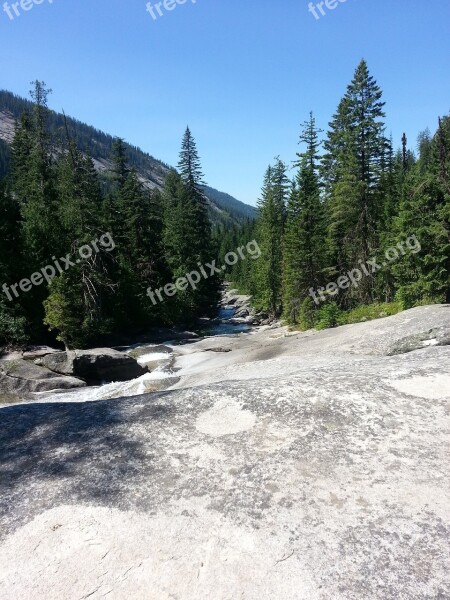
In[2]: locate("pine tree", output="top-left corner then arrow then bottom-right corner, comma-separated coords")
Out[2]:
10,82 -> 62,339
377,135 -> 415,302
14,82 -> 61,263
0,180 -> 28,346
119,169 -> 168,326
253,159 -> 287,316
177,127 -> 213,269
161,127 -> 220,320
44,142 -> 113,347
283,114 -> 326,323
323,60 -> 388,306
178,126 -> 205,188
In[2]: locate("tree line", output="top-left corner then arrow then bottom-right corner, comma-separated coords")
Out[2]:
218,60 -> 450,329
2,63 -> 448,349
0,81 -> 220,349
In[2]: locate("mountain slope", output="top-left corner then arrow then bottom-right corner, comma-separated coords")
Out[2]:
0,90 -> 256,225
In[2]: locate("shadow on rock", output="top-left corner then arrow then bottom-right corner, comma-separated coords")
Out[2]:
0,396 -> 176,536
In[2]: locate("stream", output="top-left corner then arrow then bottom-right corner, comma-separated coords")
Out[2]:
34,303 -> 252,404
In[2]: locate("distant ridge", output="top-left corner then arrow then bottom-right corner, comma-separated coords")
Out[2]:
0,90 -> 256,225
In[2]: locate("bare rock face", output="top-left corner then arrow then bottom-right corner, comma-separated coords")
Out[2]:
37,348 -> 147,384
386,326 -> 450,355
0,359 -> 86,394
21,346 -> 61,361
0,305 -> 449,599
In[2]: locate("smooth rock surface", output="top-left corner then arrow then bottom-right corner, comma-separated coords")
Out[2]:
1,305 -> 449,599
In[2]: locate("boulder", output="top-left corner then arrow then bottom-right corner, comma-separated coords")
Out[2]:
38,348 -> 147,384
234,307 -> 250,318
0,359 -> 86,394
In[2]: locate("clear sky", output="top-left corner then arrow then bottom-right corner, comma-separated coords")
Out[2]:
1,0 -> 449,205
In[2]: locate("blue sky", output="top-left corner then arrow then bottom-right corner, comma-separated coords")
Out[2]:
1,0 -> 449,205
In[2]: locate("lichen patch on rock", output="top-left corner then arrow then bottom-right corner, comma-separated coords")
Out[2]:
195,397 -> 257,437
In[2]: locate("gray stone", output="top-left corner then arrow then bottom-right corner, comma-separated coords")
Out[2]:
0,359 -> 86,394
0,305 -> 449,599
387,326 -> 450,355
234,307 -> 250,318
22,346 -> 60,360
202,347 -> 232,353
38,348 -> 147,384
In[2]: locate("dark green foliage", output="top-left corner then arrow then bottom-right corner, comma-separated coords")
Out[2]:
0,180 -> 29,346
392,116 -> 450,307
316,302 -> 342,330
12,83 -> 61,264
1,63 -> 448,347
0,304 -> 28,348
162,129 -> 220,322
44,273 -> 94,350
214,219 -> 257,294
44,139 -> 115,347
229,61 -> 449,330
323,60 -> 388,306
1,85 -> 224,348
299,297 -> 316,330
8,83 -> 62,340
283,114 -> 326,324
0,139 -> 11,179
252,159 -> 288,316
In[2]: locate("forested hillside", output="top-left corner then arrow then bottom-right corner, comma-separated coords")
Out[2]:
0,90 -> 256,226
0,83 -> 220,348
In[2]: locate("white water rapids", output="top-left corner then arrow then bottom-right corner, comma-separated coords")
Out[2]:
27,304 -> 252,405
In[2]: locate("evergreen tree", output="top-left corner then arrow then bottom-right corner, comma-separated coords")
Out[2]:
283,114 -> 326,323
44,142 -> 113,347
2,72 -> 449,349
253,159 -> 288,316
0,180 -> 28,346
162,127 -> 220,321
323,60 -> 388,306
393,116 -> 450,306
377,136 -> 415,302
118,169 -> 168,327
10,82 -> 61,339
178,126 -> 205,188
13,82 -> 60,262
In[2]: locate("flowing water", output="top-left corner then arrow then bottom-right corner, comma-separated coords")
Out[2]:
194,307 -> 251,336
29,303 -> 251,405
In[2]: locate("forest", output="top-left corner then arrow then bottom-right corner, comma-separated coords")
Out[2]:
0,81 -> 220,348
1,60 -> 449,349
219,60 -> 450,330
